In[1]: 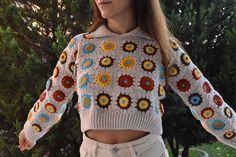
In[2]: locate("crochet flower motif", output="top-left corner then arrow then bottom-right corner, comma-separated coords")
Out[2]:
158,84 -> 165,97
46,78 -> 52,91
69,62 -> 75,73
188,93 -> 203,106
213,95 -> 223,108
224,131 -> 236,140
95,71 -> 112,87
53,66 -> 59,78
101,40 -> 116,52
45,103 -> 57,113
32,123 -> 42,132
140,76 -> 154,91
83,43 -> 96,54
143,44 -> 157,55
136,98 -> 151,112
211,119 -> 225,131
181,53 -> 191,66
78,73 -> 92,89
37,114 -> 50,123
224,107 -> 233,118
169,38 -> 179,51
141,59 -> 156,72
201,107 -> 214,119
159,64 -> 165,81
176,79 -> 191,92
81,94 -> 91,109
202,81 -> 211,93
118,75 -> 134,88
27,111 -> 33,122
33,102 -> 40,112
168,64 -> 180,77
99,56 -> 114,68
53,90 -> 65,102
81,58 -> 94,70
97,93 -> 111,109
61,76 -> 74,88
59,51 -> 67,64
119,56 -> 136,69
117,94 -> 132,109
122,41 -> 137,52
192,68 -> 202,80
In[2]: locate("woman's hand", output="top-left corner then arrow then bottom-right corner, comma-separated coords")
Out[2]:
18,130 -> 36,151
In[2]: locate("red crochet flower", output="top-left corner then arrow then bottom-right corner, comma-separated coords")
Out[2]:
176,79 -> 191,92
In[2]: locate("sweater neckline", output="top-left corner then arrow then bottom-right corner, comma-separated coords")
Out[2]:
89,22 -> 153,39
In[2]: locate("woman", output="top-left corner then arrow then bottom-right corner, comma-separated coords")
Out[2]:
18,0 -> 236,157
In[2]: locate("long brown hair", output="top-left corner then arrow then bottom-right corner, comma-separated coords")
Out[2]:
87,0 -> 184,89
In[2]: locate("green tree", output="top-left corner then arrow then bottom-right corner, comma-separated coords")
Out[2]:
161,0 -> 236,157
0,0 -> 91,156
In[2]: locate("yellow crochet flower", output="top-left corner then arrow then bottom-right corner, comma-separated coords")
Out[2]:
27,111 -> 33,122
181,53 -> 191,65
158,85 -> 165,97
117,95 -> 131,109
32,123 -> 42,132
142,60 -> 155,72
95,71 -> 112,87
224,131 -> 236,139
136,98 -> 151,112
101,40 -> 116,52
168,64 -> 180,77
192,68 -> 202,80
59,51 -> 67,64
100,57 -> 113,67
169,38 -> 179,51
201,107 -> 214,119
45,103 -> 57,113
119,56 -> 136,69
53,66 -> 59,78
97,93 -> 111,108
123,41 -> 137,52
99,95 -> 110,107
143,45 -> 157,55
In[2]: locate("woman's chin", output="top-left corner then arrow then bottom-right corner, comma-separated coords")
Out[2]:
99,10 -> 114,19
101,14 -> 112,19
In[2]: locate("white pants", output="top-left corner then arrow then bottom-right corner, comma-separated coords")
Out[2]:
80,132 -> 169,157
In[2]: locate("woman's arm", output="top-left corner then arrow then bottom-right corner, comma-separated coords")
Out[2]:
167,37 -> 236,149
22,34 -> 82,144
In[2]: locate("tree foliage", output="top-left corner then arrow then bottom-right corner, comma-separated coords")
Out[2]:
161,0 -> 236,156
1,0 -> 236,157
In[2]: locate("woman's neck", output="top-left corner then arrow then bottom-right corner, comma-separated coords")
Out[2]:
106,7 -> 137,34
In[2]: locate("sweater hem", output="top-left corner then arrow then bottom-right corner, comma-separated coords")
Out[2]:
79,110 -> 163,135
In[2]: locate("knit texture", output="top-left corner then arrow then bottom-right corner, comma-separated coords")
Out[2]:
23,23 -> 236,149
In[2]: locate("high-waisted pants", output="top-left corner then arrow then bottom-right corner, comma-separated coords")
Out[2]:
80,132 -> 169,157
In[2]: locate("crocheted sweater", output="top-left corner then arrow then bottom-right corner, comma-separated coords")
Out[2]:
23,23 -> 236,149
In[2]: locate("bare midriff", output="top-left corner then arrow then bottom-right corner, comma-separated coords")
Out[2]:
85,129 -> 150,144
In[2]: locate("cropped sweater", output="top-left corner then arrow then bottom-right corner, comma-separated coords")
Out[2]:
23,23 -> 236,149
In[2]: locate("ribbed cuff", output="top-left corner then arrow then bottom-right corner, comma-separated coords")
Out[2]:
23,121 -> 40,144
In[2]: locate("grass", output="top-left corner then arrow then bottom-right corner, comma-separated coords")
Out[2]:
197,141 -> 236,157
166,141 -> 236,157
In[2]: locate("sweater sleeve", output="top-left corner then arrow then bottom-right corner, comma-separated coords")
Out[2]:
23,34 -> 82,144
167,37 -> 236,149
